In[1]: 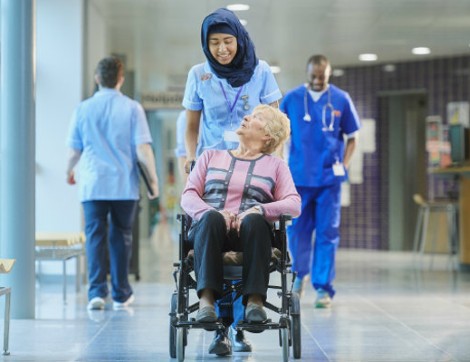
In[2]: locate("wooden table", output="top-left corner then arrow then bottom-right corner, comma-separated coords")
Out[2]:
433,165 -> 470,271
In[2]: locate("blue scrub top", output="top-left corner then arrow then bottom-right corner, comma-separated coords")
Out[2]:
67,88 -> 153,201
281,84 -> 360,187
183,60 -> 282,156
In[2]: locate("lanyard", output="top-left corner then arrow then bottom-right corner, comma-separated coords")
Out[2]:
219,82 -> 244,116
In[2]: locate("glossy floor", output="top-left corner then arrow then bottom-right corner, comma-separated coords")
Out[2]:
2,220 -> 470,361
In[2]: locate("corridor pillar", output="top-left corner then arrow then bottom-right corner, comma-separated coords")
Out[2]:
0,0 -> 36,319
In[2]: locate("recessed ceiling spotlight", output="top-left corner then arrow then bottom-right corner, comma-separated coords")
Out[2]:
239,19 -> 248,26
359,53 -> 378,62
383,64 -> 396,72
270,66 -> 281,74
332,69 -> 345,77
227,4 -> 250,11
412,47 -> 431,55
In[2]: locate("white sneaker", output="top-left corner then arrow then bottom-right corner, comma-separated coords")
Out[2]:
315,289 -> 332,308
113,294 -> 135,310
87,297 -> 105,310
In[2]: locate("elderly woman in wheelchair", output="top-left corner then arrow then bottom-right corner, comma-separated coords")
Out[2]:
178,105 -> 301,355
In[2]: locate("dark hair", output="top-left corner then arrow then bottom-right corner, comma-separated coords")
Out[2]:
306,54 -> 330,69
95,56 -> 124,88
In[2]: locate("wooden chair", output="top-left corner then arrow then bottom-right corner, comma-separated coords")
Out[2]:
412,194 -> 459,270
0,259 -> 15,355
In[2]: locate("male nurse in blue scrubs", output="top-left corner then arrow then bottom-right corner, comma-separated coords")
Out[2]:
281,54 -> 360,308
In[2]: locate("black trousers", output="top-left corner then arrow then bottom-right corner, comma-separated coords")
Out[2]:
189,210 -> 273,305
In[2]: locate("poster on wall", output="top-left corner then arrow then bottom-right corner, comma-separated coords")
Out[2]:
447,102 -> 469,127
348,119 -> 376,184
425,115 -> 451,169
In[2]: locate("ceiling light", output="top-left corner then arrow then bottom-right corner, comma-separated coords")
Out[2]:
239,19 -> 248,26
359,53 -> 378,62
332,69 -> 345,77
383,64 -> 396,72
227,4 -> 250,11
270,66 -> 281,74
412,47 -> 431,55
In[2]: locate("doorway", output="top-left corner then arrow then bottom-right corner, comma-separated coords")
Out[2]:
379,92 -> 427,251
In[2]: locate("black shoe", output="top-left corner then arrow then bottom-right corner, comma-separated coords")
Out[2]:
230,327 -> 252,352
208,328 -> 232,356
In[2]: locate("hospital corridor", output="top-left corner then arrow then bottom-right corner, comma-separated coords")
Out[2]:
1,217 -> 469,361
2,0 -> 470,361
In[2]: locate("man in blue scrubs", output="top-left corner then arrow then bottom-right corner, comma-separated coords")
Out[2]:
281,54 -> 360,308
66,56 -> 159,311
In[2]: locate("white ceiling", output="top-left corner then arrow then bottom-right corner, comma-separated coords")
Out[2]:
89,0 -> 470,92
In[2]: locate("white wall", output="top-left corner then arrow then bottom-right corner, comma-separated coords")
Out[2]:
36,0 -> 107,233
36,0 -> 106,276
36,0 -> 84,233
86,1 -> 108,98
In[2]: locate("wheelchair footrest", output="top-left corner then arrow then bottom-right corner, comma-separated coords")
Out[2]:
236,319 -> 288,333
174,319 -> 226,331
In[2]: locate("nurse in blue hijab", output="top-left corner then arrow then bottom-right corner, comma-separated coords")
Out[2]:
201,8 -> 258,87
182,7 -> 282,357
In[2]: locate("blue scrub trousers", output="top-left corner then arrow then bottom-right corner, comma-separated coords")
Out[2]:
287,184 -> 341,297
83,200 -> 138,303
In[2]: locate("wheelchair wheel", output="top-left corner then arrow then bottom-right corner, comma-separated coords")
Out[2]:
289,290 -> 301,358
281,328 -> 289,362
169,293 -> 177,358
176,326 -> 187,362
291,314 -> 301,359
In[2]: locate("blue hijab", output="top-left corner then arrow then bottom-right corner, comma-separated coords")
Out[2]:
201,8 -> 258,88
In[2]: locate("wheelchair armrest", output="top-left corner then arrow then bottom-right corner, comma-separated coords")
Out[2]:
274,214 -> 292,230
177,213 -> 193,261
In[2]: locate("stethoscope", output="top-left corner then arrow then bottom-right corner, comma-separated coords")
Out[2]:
303,85 -> 335,131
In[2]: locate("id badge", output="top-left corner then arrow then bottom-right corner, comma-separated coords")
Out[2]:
332,162 -> 345,176
223,130 -> 239,142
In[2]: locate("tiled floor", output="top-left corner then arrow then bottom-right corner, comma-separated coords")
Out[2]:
2,219 -> 470,361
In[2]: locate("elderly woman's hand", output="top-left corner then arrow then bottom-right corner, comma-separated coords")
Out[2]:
233,207 -> 264,234
219,209 -> 236,233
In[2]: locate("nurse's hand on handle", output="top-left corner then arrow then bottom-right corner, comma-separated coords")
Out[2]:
184,159 -> 196,174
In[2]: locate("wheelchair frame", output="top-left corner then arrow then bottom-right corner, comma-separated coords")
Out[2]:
169,213 -> 302,361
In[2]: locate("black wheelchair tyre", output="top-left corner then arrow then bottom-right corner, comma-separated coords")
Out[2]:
169,293 -> 177,358
289,292 -> 301,358
291,314 -> 301,359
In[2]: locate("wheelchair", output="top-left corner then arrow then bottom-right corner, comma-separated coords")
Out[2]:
169,212 -> 301,361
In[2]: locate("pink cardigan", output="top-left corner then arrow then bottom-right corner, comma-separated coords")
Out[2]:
181,150 -> 301,223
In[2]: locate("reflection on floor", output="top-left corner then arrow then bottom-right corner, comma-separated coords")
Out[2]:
2,218 -> 470,361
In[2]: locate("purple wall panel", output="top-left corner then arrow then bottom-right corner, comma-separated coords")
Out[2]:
333,54 -> 470,250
